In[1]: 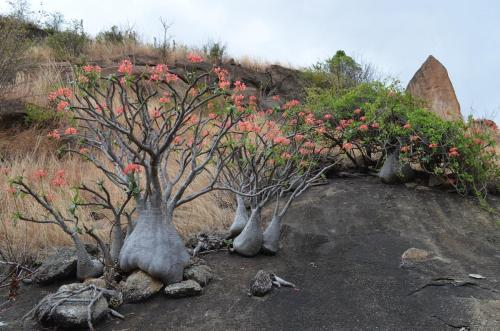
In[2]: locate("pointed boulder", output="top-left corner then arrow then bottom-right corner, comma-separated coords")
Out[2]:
407,55 -> 462,121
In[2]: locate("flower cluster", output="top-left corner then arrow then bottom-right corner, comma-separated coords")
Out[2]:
187,53 -> 204,63
118,59 -> 133,75
124,163 -> 143,175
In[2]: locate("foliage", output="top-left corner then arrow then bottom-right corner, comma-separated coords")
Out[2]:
24,103 -> 62,126
302,50 -> 375,92
0,16 -> 30,94
307,81 -> 499,198
96,25 -> 138,44
46,20 -> 88,60
202,40 -> 227,63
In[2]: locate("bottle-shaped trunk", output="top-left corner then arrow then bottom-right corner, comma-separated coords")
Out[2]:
262,214 -> 281,255
229,194 -> 249,238
233,207 -> 263,257
119,207 -> 189,285
71,233 -> 104,280
110,215 -> 124,264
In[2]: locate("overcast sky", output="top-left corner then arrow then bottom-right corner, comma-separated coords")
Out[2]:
1,0 -> 499,122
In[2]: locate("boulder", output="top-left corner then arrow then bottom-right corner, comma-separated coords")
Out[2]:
183,264 -> 215,287
35,283 -> 109,329
249,270 -> 273,297
164,280 -> 202,298
34,248 -> 77,285
118,270 -> 164,303
406,55 -> 462,121
34,245 -> 100,285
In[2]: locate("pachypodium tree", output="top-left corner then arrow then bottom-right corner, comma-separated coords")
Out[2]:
4,168 -> 130,280
18,56 -> 249,284
220,98 -> 338,256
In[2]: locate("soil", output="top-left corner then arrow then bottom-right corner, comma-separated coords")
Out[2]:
1,176 -> 499,330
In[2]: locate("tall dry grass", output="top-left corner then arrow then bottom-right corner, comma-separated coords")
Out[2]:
0,130 -> 233,260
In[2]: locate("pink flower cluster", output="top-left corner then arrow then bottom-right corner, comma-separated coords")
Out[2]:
118,60 -> 133,75
124,163 -> 142,175
187,53 -> 204,63
214,67 -> 230,90
47,129 -> 61,140
64,127 -> 78,135
83,65 -> 102,74
282,99 -> 300,110
48,87 -> 72,101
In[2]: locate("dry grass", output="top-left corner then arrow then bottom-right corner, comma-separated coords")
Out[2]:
0,129 -> 233,260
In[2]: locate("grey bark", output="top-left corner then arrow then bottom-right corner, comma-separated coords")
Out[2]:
229,194 -> 249,238
119,206 -> 190,285
262,214 -> 281,255
110,215 -> 124,263
71,233 -> 103,280
233,207 -> 263,257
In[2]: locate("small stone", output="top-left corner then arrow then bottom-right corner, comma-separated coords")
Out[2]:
401,248 -> 433,262
183,264 -> 215,287
84,277 -> 107,288
468,274 -> 485,279
164,280 -> 202,298
415,185 -> 432,192
428,174 -> 446,187
404,182 -> 418,189
118,270 -> 164,303
249,270 -> 273,297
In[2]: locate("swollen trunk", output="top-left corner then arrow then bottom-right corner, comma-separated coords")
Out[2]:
262,214 -> 281,255
229,194 -> 249,238
71,233 -> 103,280
119,207 -> 189,285
233,207 -> 263,257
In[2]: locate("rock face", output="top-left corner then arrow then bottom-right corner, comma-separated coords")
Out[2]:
164,280 -> 202,298
378,151 -> 414,184
406,55 -> 462,121
118,270 -> 164,303
36,283 -> 109,328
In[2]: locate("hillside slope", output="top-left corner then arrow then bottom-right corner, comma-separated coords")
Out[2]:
2,176 -> 499,330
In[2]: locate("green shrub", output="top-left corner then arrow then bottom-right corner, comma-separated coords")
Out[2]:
202,40 -> 227,63
24,103 -> 61,126
302,50 -> 374,92
96,25 -> 138,44
46,20 -> 87,60
307,81 -> 499,199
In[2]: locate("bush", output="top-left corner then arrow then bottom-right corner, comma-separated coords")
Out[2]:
0,16 -> 30,95
46,20 -> 87,60
202,40 -> 227,63
307,81 -> 499,198
96,25 -> 138,44
303,50 -> 374,92
24,103 -> 62,126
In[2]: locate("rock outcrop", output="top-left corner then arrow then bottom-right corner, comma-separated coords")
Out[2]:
407,55 -> 462,121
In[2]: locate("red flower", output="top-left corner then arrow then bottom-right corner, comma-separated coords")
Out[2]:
360,116 -> 366,121
118,59 -> 133,75
359,124 -> 368,132
343,142 -> 354,150
34,169 -> 48,180
429,143 -> 438,148
47,130 -> 61,140
403,123 -> 412,129
187,53 -> 204,63
56,101 -> 70,112
324,114 -> 333,120
282,99 -> 300,110
64,127 -> 77,135
400,145 -> 410,153
124,163 -> 142,175
371,122 -> 380,129
448,147 -> 460,157
354,108 -> 362,115
233,81 -> 247,92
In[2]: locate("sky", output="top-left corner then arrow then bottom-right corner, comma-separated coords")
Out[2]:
1,0 -> 499,122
